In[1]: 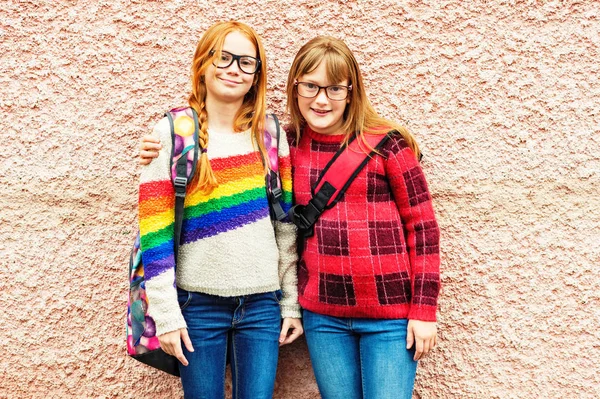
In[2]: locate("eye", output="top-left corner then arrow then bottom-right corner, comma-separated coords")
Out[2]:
240,58 -> 255,67
220,53 -> 232,62
304,83 -> 318,90
329,86 -> 343,92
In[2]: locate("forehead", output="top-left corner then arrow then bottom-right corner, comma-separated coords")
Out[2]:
222,31 -> 256,57
299,60 -> 348,85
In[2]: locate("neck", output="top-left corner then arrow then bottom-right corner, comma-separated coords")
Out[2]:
205,94 -> 244,133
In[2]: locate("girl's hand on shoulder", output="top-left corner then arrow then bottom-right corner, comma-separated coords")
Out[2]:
406,320 -> 437,361
139,135 -> 162,165
158,328 -> 194,366
279,317 -> 304,346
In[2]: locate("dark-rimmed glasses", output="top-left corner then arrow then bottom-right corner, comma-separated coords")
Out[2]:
295,81 -> 352,101
209,50 -> 261,74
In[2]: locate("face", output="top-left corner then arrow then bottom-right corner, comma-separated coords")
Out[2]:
204,31 -> 257,104
296,60 -> 349,135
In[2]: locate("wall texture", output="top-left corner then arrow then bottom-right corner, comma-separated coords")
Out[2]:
1,0 -> 598,398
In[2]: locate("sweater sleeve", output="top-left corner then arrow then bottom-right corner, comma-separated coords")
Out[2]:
138,117 -> 187,335
274,131 -> 301,319
385,136 -> 440,322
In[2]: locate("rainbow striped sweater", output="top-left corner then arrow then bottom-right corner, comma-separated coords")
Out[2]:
139,117 -> 299,336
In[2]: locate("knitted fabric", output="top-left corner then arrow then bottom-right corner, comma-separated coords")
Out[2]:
290,126 -> 440,321
139,116 -> 300,336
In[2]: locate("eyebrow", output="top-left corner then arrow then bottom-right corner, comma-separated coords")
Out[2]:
221,49 -> 257,58
300,78 -> 329,85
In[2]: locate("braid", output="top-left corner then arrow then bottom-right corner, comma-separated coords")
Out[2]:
188,96 -> 218,195
196,102 -> 218,194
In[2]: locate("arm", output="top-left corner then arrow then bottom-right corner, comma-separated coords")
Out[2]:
385,135 -> 440,359
139,118 -> 192,362
273,131 -> 303,345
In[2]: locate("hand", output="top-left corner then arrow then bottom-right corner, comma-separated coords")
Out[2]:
279,317 -> 304,346
139,135 -> 162,165
406,320 -> 437,361
157,328 -> 194,366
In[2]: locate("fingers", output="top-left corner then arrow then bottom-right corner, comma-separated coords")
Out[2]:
173,340 -> 189,367
406,325 -> 414,350
180,328 -> 195,354
283,325 -> 303,345
138,151 -> 156,165
279,318 -> 304,346
279,320 -> 290,345
138,135 -> 162,164
140,135 -> 161,145
414,337 -> 424,361
414,334 -> 438,361
158,330 -> 189,367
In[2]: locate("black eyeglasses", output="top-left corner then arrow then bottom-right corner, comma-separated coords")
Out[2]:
294,81 -> 352,101
209,50 -> 261,74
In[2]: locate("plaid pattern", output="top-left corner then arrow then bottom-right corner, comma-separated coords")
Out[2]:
319,273 -> 357,306
413,273 -> 439,307
403,166 -> 431,206
367,171 -> 393,202
317,220 -> 350,256
375,272 -> 411,305
291,127 -> 440,321
368,220 -> 404,255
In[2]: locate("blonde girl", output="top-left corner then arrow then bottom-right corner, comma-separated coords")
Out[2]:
286,36 -> 440,399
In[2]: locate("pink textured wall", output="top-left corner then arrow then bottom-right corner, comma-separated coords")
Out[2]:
1,1 -> 598,398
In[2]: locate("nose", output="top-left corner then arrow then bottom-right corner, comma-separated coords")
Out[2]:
224,59 -> 242,74
314,87 -> 329,104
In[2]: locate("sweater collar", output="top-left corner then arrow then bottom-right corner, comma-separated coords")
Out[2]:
304,125 -> 346,144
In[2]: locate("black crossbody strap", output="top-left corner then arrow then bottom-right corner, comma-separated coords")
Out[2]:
290,131 -> 394,240
265,114 -> 287,221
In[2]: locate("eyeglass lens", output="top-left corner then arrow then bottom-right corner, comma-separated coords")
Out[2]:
296,82 -> 349,100
214,51 -> 259,74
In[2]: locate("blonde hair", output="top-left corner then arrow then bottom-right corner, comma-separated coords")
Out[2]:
286,36 -> 420,158
188,21 -> 268,194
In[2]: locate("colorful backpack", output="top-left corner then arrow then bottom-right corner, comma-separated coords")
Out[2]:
127,107 -> 284,375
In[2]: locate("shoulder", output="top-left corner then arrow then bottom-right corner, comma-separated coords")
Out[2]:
381,130 -> 415,159
282,125 -> 298,149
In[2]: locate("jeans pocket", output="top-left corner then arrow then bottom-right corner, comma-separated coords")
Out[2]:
272,289 -> 283,303
177,289 -> 193,310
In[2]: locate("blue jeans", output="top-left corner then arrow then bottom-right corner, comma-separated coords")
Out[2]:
177,288 -> 282,399
303,310 -> 418,399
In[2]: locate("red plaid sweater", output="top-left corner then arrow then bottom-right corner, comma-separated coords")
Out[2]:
290,126 -> 440,321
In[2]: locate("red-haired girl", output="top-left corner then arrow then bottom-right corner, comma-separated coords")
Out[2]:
137,21 -> 302,398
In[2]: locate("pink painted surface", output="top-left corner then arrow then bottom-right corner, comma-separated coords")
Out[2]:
1,1 -> 599,398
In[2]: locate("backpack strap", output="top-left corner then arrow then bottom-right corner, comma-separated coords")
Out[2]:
263,114 -> 287,222
166,107 -> 200,265
290,131 -> 394,241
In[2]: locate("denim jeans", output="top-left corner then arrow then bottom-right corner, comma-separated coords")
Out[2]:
177,288 -> 282,399
303,309 -> 418,399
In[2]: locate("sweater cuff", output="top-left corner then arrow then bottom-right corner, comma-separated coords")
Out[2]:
407,305 -> 437,322
154,314 -> 188,336
280,304 -> 302,319
145,272 -> 188,336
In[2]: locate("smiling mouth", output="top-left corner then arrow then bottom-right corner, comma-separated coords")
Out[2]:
311,108 -> 330,115
219,78 -> 241,85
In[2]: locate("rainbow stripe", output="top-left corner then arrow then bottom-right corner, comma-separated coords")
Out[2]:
139,151 -> 293,281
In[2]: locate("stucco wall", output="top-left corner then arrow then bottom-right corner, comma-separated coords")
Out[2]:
1,0 -> 598,398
